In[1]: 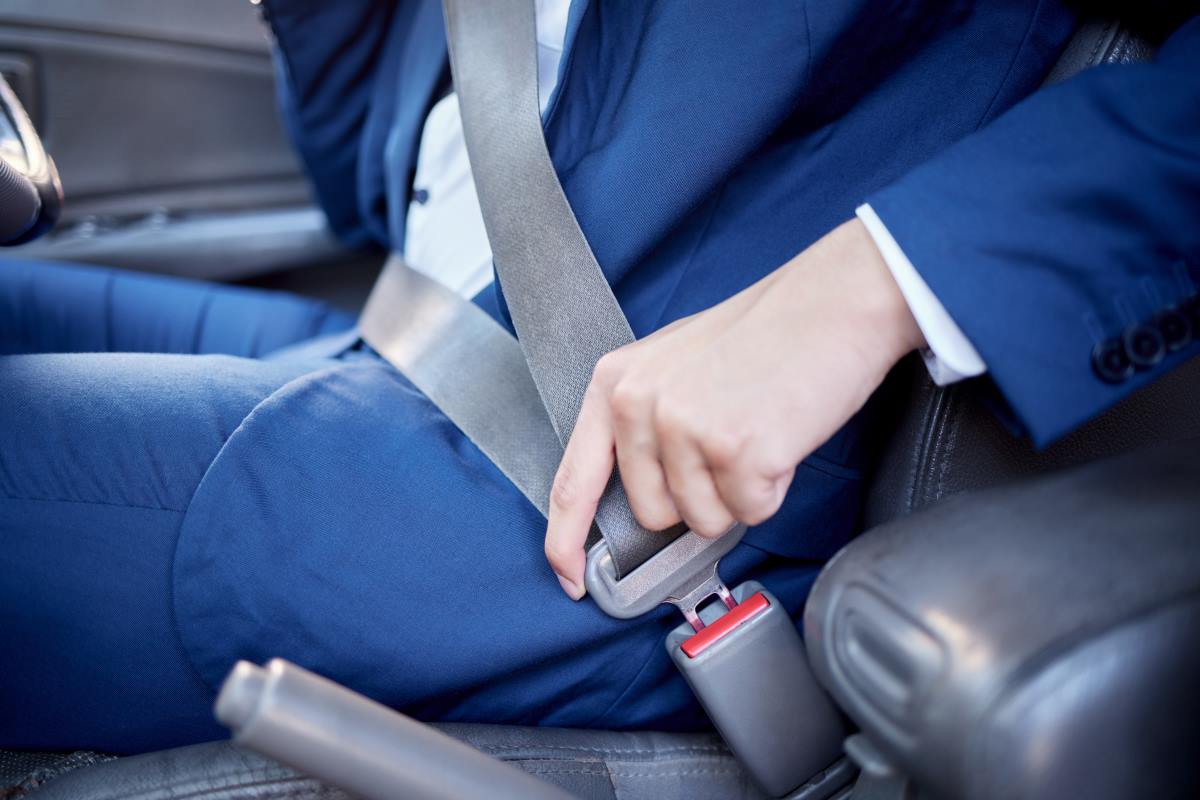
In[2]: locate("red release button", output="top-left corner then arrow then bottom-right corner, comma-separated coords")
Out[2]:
680,591 -> 770,659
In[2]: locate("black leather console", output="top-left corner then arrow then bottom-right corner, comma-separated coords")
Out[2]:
807,440 -> 1200,800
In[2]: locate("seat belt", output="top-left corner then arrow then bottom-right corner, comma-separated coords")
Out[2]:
361,257 -> 561,517
439,0 -> 669,579
360,2 -> 845,794
363,0 -> 752,611
363,1 -> 747,589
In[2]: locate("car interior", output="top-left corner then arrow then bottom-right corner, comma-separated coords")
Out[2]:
1,3 -> 1198,799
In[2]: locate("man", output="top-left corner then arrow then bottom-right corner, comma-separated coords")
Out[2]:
1,0 -> 1197,754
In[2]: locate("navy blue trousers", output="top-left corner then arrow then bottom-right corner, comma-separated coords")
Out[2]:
0,259 -> 824,754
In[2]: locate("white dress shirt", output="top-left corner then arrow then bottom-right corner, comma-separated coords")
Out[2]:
403,0 -> 985,384
403,0 -> 570,299
856,204 -> 986,384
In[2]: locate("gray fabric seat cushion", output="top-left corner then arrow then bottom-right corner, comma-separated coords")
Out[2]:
7,726 -> 854,800
0,751 -> 116,798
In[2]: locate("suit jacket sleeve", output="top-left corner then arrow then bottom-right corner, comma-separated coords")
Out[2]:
866,13 -> 1200,446
260,1 -> 399,247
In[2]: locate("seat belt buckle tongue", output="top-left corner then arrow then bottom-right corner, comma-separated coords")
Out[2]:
584,523 -> 748,619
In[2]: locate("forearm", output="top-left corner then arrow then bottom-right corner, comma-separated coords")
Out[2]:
771,219 -> 925,392
866,15 -> 1200,445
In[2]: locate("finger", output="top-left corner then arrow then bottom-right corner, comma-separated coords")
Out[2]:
545,389 -> 615,600
610,383 -> 681,531
711,459 -> 795,526
657,421 -> 736,539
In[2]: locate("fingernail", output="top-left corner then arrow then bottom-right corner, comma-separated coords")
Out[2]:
556,573 -> 585,601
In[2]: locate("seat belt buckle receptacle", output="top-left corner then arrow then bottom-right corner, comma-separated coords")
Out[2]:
667,581 -> 846,798
586,530 -> 845,797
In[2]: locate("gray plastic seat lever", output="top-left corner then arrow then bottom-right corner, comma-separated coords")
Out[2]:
216,659 -> 574,800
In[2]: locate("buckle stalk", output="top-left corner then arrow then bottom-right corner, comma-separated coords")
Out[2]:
672,561 -> 737,631
585,528 -> 846,798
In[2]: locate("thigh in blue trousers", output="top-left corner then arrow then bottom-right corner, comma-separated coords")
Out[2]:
0,259 -> 829,754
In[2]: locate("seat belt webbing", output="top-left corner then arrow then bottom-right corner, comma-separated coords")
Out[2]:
440,0 -> 680,577
361,0 -> 675,577
360,256 -> 561,516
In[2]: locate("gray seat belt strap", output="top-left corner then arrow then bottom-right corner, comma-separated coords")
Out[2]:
360,257 -> 561,516
442,0 -> 631,442
441,0 -> 676,576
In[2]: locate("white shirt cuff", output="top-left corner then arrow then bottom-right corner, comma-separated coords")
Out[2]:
855,203 -> 987,386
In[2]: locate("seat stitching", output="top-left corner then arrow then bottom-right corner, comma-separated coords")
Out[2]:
608,767 -> 742,778
935,386 -> 961,501
480,743 -> 728,756
912,379 -> 946,512
103,774 -> 324,800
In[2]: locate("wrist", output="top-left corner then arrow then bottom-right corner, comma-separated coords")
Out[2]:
787,219 -> 926,377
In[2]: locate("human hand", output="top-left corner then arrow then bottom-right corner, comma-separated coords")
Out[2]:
544,219 -> 925,599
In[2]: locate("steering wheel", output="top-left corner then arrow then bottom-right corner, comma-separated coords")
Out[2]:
0,74 -> 62,245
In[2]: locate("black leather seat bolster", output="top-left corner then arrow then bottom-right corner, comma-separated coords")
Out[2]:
864,354 -> 1200,529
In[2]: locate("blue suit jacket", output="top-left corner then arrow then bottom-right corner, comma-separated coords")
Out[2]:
261,0 -> 1199,552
